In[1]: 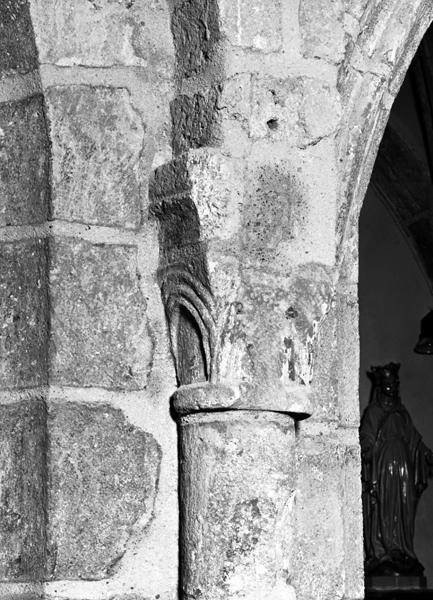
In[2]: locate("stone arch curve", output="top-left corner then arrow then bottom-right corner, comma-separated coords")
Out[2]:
330,3 -> 433,593
337,0 -> 433,281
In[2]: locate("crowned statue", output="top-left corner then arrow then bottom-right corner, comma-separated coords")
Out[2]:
360,362 -> 433,578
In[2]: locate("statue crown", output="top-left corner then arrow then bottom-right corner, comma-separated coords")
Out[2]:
368,362 -> 400,386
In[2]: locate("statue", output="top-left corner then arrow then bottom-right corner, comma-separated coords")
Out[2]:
360,362 -> 433,577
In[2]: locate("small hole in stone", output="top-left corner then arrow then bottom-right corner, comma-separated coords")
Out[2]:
267,118 -> 278,131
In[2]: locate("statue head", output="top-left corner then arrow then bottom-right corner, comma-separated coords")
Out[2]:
368,362 -> 400,398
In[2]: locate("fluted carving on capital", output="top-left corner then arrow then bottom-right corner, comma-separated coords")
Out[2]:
149,155 -> 331,419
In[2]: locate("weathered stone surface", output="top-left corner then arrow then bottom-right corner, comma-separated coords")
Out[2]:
336,285 -> 360,426
46,86 -> 143,228
171,0 -> 221,79
186,151 -> 242,242
0,240 -> 49,389
0,96 -> 50,227
30,0 -> 173,71
292,436 -> 347,600
49,239 -> 152,389
179,412 -> 296,600
241,141 -> 337,268
0,398 -> 47,581
342,444 -> 364,599
150,150 -> 243,245
171,88 -> 221,155
219,0 -> 283,52
48,402 -> 161,579
213,267 -> 330,416
0,1 -> 38,78
250,76 -> 341,146
240,157 -> 306,268
309,295 -> 338,422
299,0 -> 345,63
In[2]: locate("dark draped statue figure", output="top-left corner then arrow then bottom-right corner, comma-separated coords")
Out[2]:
360,362 -> 433,576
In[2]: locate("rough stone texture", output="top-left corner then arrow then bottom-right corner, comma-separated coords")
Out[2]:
152,142 -> 337,266
242,142 -> 337,269
49,239 -> 152,389
299,0 -> 345,63
48,402 -> 161,579
335,285 -> 360,427
292,435 -> 347,600
46,86 -> 144,228
2,0 -> 426,598
0,398 -> 47,581
0,239 -> 49,389
250,76 -> 341,147
171,88 -> 221,156
0,96 -> 50,227
179,412 -> 297,600
213,267 -> 331,416
171,0 -> 221,79
309,296 -> 338,423
30,0 -> 173,72
342,444 -> 364,599
219,0 -> 283,52
0,0 -> 38,78
337,0 -> 433,261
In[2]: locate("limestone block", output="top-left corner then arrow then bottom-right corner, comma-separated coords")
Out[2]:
242,141 -> 337,268
171,0 -> 221,79
46,86 -> 144,228
335,285 -> 360,427
292,436 -> 347,600
218,75 -> 252,157
0,96 -> 50,227
30,0 -> 173,72
179,412 -> 297,600
344,0 -> 369,21
214,266 -> 331,415
219,0 -> 283,52
153,141 -> 338,269
48,402 -> 161,579
352,0 -> 422,72
0,1 -> 38,78
0,240 -> 48,389
336,71 -> 387,282
342,445 -> 364,599
0,398 -> 47,581
150,150 -> 243,246
219,75 -> 251,124
250,76 -> 341,147
309,295 -> 338,422
49,239 -> 152,389
299,0 -> 345,63
171,87 -> 221,155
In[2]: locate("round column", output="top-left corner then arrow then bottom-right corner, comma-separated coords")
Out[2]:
175,384 -> 297,600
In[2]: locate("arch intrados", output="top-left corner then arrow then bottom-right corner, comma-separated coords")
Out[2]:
337,1 -> 433,277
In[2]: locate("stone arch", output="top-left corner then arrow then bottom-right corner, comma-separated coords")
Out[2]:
337,0 -> 433,281
331,0 -> 433,466
333,1 -> 433,591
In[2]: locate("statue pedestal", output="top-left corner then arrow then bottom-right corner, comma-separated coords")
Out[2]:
366,575 -> 427,591
365,575 -> 433,598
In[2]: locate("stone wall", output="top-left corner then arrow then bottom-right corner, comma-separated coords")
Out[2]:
0,1 -> 178,599
0,1 -> 433,599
